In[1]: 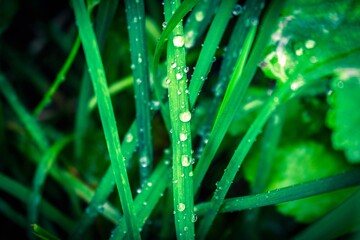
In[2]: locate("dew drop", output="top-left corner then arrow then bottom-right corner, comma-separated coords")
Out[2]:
180,132 -> 188,141
305,39 -> 316,49
125,133 -> 133,142
191,214 -> 198,222
130,64 -> 135,70
136,78 -> 142,85
195,11 -> 204,22
162,21 -> 168,29
177,203 -> 185,212
295,48 -> 303,56
184,66 -> 189,73
233,4 -> 243,16
140,156 -> 148,167
173,35 -> 185,47
179,111 -> 191,122
181,155 -> 191,167
176,72 -> 183,80
171,62 -> 177,68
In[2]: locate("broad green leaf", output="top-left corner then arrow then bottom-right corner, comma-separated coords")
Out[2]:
327,69 -> 360,163
243,141 -> 355,223
261,0 -> 360,84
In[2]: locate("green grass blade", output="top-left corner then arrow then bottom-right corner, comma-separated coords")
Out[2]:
164,0 -> 195,238
72,0 -> 140,238
0,173 -> 75,232
194,168 -> 360,215
88,75 -> 133,111
124,0 -> 153,183
153,0 -> 201,102
183,0 -> 221,48
0,74 -> 48,151
188,0 -> 238,108
193,0 -> 284,193
33,36 -> 81,117
110,156 -> 171,239
294,189 -> 360,240
28,135 -> 72,226
32,224 -> 61,240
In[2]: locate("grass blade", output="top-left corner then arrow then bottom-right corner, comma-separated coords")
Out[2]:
164,0 -> 195,238
32,224 -> 61,240
28,136 -> 72,226
188,0 -> 238,108
124,0 -> 153,183
194,168 -> 360,214
71,0 -> 140,238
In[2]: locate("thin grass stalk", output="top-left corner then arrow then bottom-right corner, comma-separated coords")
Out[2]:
188,0 -> 238,108
164,0 -> 195,238
71,0 -> 140,238
28,136 -> 72,226
124,0 -> 154,183
193,167 -> 360,214
33,36 -> 81,117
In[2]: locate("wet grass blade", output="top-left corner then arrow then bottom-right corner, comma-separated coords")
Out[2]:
194,168 -> 360,214
124,0 -> 153,183
0,74 -> 48,151
0,173 -> 75,232
71,0 -> 140,238
164,0 -> 195,238
28,136 -> 72,226
188,0 -> 238,108
33,36 -> 81,117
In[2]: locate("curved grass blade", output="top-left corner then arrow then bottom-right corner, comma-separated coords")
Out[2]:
163,0 -> 195,238
187,0 -> 238,108
0,173 -> 75,232
294,189 -> 360,240
194,168 -> 360,215
153,0 -> 201,102
28,135 -> 72,226
193,0 -> 284,193
0,74 -> 48,151
71,0 -> 139,238
124,0 -> 153,183
33,36 -> 81,117
183,0 -> 221,49
32,224 -> 61,240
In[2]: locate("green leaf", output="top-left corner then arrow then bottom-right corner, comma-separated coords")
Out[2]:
261,0 -> 360,84
244,141 -> 355,223
327,69 -> 360,163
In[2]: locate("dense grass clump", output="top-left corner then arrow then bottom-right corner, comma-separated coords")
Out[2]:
1,0 -> 360,239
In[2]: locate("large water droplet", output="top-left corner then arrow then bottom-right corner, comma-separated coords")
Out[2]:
181,155 -> 191,167
173,35 -> 185,47
176,72 -> 183,80
195,11 -> 204,22
233,4 -> 243,16
140,156 -> 148,167
177,203 -> 185,212
305,39 -> 316,49
180,132 -> 188,141
179,111 -> 191,122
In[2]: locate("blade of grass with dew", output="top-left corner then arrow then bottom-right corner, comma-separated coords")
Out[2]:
28,135 -> 72,226
295,188 -> 360,240
72,0 -> 140,238
164,0 -> 195,238
111,155 -> 172,239
0,173 -> 75,232
88,75 -> 133,111
193,167 -> 360,215
33,36 -> 81,117
183,0 -> 221,49
0,198 -> 27,228
187,0 -> 238,108
195,0 -> 265,160
124,0 -> 154,183
74,0 -> 119,160
193,0 -> 284,193
153,0 -> 201,103
32,224 -> 61,240
0,74 -> 48,151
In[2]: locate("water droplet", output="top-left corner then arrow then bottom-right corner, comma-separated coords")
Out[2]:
125,133 -> 133,142
173,35 -> 185,47
195,11 -> 204,22
177,203 -> 185,212
179,111 -> 191,122
184,66 -> 189,73
184,226 -> 188,231
176,72 -> 183,80
138,57 -> 142,63
295,48 -> 303,56
136,78 -> 142,85
305,39 -> 316,49
233,4 -> 243,16
181,155 -> 191,167
130,64 -> 135,70
140,156 -> 148,167
97,205 -> 105,213
143,202 -> 147,206
337,80 -> 344,88
147,182 -> 152,187
171,62 -> 177,68
180,132 -> 188,141
136,188 -> 142,193
162,21 -> 168,29
191,214 -> 198,222
189,171 -> 193,177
